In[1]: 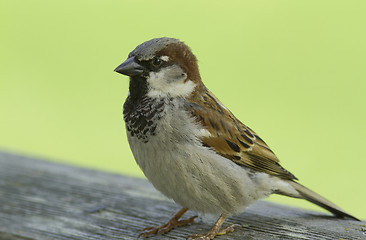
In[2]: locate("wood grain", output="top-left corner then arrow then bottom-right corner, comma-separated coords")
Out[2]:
0,152 -> 364,240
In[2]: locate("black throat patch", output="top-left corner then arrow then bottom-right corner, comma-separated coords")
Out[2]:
123,79 -> 165,143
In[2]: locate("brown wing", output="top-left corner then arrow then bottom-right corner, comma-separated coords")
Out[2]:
186,89 -> 297,180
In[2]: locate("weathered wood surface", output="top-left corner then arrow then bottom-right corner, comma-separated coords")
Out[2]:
0,152 -> 364,240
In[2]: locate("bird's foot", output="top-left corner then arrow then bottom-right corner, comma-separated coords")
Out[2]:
188,223 -> 239,240
187,213 -> 239,240
138,208 -> 197,238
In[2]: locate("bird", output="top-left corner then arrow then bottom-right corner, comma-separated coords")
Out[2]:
114,37 -> 359,239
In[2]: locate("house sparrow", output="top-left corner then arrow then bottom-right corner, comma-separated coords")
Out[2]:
114,37 -> 359,239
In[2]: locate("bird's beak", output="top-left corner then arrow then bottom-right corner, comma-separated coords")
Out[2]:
114,57 -> 146,77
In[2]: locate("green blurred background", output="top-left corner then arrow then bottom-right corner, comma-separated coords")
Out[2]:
1,0 -> 365,219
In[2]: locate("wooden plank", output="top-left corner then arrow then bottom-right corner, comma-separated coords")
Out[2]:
0,152 -> 364,240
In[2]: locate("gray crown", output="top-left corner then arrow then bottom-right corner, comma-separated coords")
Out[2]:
129,37 -> 181,61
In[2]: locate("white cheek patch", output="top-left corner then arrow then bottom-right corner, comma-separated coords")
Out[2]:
146,65 -> 196,98
147,71 -> 195,98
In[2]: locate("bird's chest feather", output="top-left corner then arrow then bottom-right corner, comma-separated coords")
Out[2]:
123,96 -> 277,214
124,97 -> 206,196
124,97 -> 197,168
123,96 -> 166,143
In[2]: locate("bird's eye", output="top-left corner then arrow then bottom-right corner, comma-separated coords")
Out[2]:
151,57 -> 162,67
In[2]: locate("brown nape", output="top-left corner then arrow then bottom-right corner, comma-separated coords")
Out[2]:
156,42 -> 203,86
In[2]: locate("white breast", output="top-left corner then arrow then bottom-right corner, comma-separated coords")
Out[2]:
126,99 -> 289,215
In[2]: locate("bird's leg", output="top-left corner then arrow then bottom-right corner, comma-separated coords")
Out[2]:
138,207 -> 197,238
188,214 -> 239,240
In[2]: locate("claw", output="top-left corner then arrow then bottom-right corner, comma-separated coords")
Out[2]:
138,208 -> 196,238
217,223 -> 240,235
187,215 -> 239,240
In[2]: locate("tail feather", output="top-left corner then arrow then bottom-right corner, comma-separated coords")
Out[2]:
282,181 -> 360,221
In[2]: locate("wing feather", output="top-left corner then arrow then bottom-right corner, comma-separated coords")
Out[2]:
186,89 -> 297,180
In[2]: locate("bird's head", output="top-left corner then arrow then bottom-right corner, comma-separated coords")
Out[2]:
114,37 -> 203,99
